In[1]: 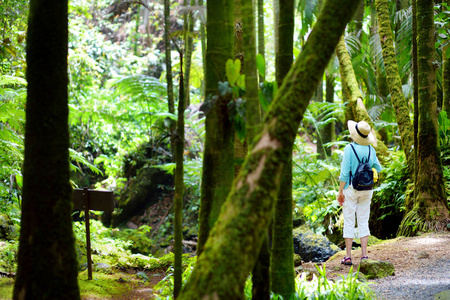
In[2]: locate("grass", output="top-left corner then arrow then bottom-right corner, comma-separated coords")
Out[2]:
0,269 -> 158,299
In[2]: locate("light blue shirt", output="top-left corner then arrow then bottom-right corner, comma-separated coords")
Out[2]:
339,142 -> 382,189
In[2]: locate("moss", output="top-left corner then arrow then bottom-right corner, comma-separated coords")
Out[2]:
359,259 -> 395,279
335,37 -> 390,164
178,0 -> 362,298
375,0 -> 414,173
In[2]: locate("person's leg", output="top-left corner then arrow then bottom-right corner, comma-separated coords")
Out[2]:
342,187 -> 358,260
360,235 -> 369,257
356,191 -> 373,259
345,237 -> 353,258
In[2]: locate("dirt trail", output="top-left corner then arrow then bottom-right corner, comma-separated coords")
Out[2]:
319,232 -> 450,299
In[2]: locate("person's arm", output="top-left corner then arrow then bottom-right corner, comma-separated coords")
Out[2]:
338,180 -> 346,206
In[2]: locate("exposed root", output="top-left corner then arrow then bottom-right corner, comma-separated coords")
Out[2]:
397,210 -> 450,237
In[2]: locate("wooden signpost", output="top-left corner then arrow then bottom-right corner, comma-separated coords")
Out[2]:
72,188 -> 114,280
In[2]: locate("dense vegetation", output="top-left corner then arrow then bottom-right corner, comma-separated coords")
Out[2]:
0,0 -> 449,299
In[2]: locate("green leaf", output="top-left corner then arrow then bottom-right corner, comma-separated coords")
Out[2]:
226,59 -> 241,86
256,54 -> 265,77
236,74 -> 245,90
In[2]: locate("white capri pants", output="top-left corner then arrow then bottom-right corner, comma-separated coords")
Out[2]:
342,185 -> 373,239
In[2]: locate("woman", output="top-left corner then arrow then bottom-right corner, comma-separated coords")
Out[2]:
337,120 -> 382,265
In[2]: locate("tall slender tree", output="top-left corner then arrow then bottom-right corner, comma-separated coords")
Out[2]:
197,0 -> 235,255
164,0 -> 175,157
13,0 -> 80,299
240,1 -> 268,297
258,0 -> 265,82
336,36 -> 390,161
183,0 -> 196,107
173,60 -> 185,297
399,0 -> 450,236
375,0 -> 414,172
443,0 -> 450,116
178,0 -> 361,297
270,0 -> 296,299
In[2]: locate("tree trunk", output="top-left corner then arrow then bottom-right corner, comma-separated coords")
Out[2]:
399,0 -> 450,236
197,0 -> 235,256
335,36 -> 390,162
13,1 -> 80,299
164,0 -> 175,158
322,72 -> 335,157
199,0 -> 206,98
178,0 -> 361,298
375,0 -> 414,173
443,0 -> 450,116
258,0 -> 265,82
173,53 -> 185,297
183,0 -> 195,107
411,0 -> 419,211
270,0 -> 295,299
242,1 -> 268,297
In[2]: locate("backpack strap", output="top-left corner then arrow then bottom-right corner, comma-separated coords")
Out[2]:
350,144 -> 360,163
348,144 -> 371,185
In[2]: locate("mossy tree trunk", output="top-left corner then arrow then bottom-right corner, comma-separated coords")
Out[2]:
335,36 -> 390,162
258,0 -> 265,82
411,0 -> 420,211
183,0 -> 195,107
323,72 -> 335,156
199,0 -> 206,98
173,56 -> 185,297
399,0 -> 450,236
443,0 -> 450,116
241,1 -> 267,298
375,0 -> 414,173
164,0 -> 175,158
178,0 -> 360,298
13,0 -> 80,299
197,0 -> 235,256
270,0 -> 295,299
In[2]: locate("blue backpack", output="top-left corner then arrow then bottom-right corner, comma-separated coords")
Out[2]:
349,144 -> 373,191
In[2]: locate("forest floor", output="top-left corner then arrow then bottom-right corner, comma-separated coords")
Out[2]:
94,231 -> 450,299
315,231 -> 450,300
0,232 -> 448,299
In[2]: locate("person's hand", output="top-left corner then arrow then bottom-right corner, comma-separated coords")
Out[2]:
337,192 -> 345,206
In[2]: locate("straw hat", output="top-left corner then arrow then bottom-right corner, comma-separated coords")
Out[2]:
348,120 -> 375,146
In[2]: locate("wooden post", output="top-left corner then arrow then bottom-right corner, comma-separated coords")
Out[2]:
72,188 -> 114,280
83,187 -> 93,280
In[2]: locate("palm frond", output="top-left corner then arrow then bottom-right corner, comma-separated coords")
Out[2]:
108,75 -> 166,102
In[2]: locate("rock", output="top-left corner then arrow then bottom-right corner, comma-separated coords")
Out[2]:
417,251 -> 430,259
111,167 -> 173,227
95,262 -> 112,270
0,213 -> 18,240
293,253 -> 302,266
293,225 -> 341,262
435,290 -> 450,300
359,259 -> 395,279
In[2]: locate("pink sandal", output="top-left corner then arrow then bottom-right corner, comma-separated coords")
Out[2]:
361,256 -> 369,261
341,256 -> 352,265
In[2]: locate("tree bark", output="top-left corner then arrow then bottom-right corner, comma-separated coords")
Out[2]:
399,0 -> 450,236
375,0 -> 414,173
241,0 -> 267,296
335,36 -> 390,162
443,1 -> 450,116
164,0 -> 175,158
197,0 -> 235,256
178,0 -> 361,298
270,0 -> 295,299
13,0 -> 80,299
258,0 -> 265,82
173,55 -> 185,297
183,0 -> 195,107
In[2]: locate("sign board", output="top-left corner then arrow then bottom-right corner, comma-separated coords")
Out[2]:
72,188 -> 114,280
